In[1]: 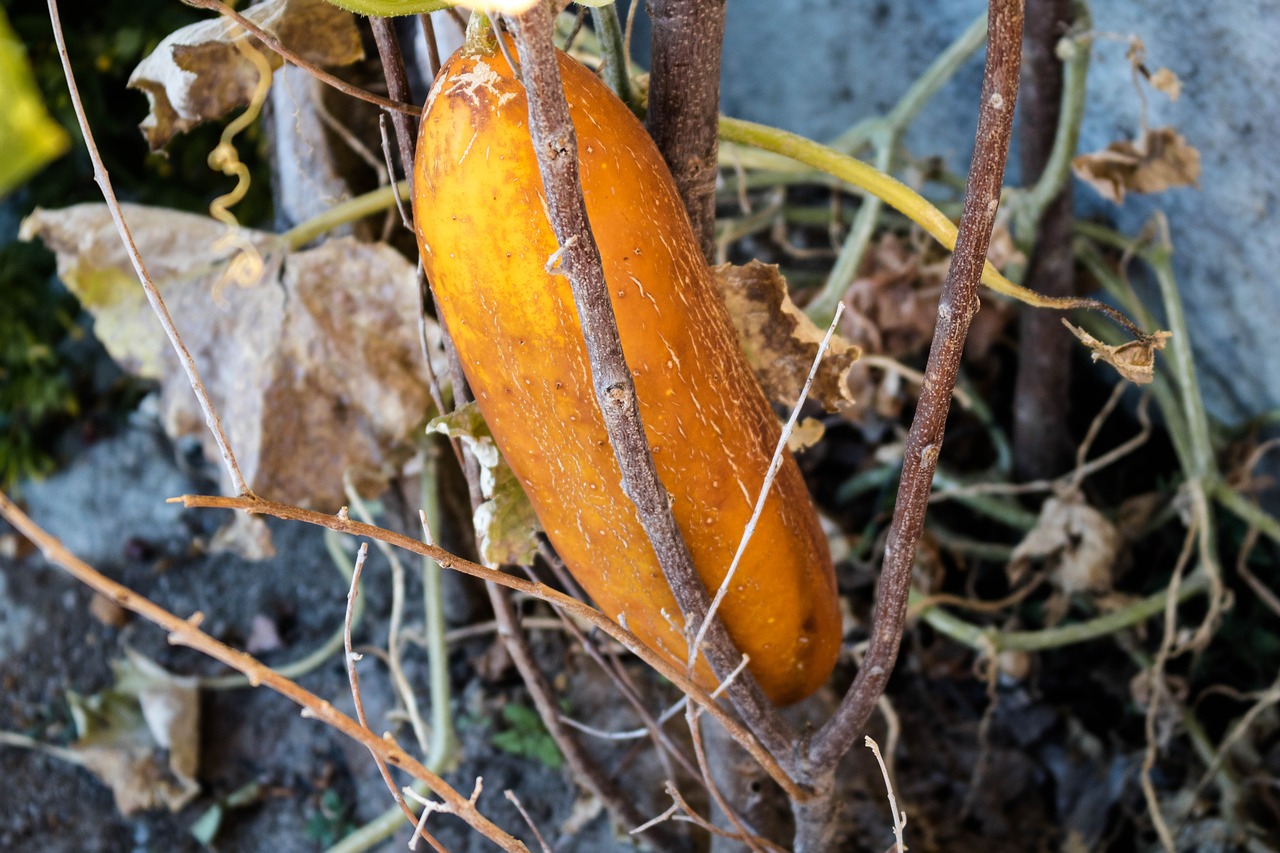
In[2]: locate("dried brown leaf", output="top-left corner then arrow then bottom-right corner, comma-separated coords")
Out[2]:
66,651 -> 200,815
1071,127 -> 1201,204
427,403 -> 542,568
128,0 -> 363,150
841,233 -> 947,358
1063,320 -> 1171,385
713,260 -> 861,412
1148,67 -> 1182,101
21,203 -> 442,511
1009,493 -> 1122,596
90,593 -> 129,629
787,417 -> 826,452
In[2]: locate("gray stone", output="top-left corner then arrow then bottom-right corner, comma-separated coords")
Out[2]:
718,0 -> 1279,424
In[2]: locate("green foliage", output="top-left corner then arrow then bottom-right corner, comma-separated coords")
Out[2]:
491,702 -> 563,769
0,240 -> 78,489
305,789 -> 357,847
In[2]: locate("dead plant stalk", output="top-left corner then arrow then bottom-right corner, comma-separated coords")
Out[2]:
0,491 -> 527,852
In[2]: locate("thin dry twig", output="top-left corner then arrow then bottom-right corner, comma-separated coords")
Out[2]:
379,116 -> 413,231
1192,670 -> 1280,799
509,565 -> 698,783
690,303 -> 845,667
504,791 -> 553,853
810,0 -> 1026,772
685,701 -> 770,853
484,581 -> 683,851
504,2 -> 795,764
404,779 -> 483,851
929,384 -> 1153,504
1235,526 -> 1280,619
344,478 -> 432,756
181,0 -> 421,117
178,491 -> 804,801
0,491 -> 527,853
1141,516 -> 1201,853
634,782 -> 790,852
865,736 -> 907,852
47,0 -> 248,496
343,544 -> 443,852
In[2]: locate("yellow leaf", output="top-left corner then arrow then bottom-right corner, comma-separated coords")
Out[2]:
0,9 -> 70,196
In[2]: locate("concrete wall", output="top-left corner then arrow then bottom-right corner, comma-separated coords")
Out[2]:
713,0 -> 1279,425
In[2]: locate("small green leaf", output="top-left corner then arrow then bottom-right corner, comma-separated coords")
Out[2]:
491,702 -> 563,770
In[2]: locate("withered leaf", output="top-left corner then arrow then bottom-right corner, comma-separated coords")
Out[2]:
1009,492 -> 1122,597
1063,320 -> 1171,385
427,403 -> 541,568
1148,67 -> 1182,101
1071,127 -> 1201,204
713,261 -> 861,412
787,417 -> 826,452
21,203 -> 442,511
129,0 -> 363,150
66,650 -> 200,815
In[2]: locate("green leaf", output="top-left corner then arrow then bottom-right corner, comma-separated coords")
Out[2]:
0,8 -> 70,197
319,0 -> 463,16
491,703 -> 563,769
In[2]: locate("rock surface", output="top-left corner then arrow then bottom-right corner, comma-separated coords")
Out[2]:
717,0 -> 1278,424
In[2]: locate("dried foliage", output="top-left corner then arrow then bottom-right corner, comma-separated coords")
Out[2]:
1071,127 -> 1202,204
21,203 -> 443,508
129,0 -> 363,150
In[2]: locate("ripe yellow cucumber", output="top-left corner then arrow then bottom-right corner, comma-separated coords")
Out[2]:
413,35 -> 840,705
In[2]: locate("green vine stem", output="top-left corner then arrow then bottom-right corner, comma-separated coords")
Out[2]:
589,2 -> 640,115
807,12 -> 989,324
913,569 -> 1211,653
718,115 -> 1149,338
1010,4 -> 1092,247
282,182 -> 410,250
1078,221 -> 1253,556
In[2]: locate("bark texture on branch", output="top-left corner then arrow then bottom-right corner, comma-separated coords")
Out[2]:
646,0 -> 727,263
806,0 -> 1026,780
505,3 -> 795,765
1013,0 -> 1076,481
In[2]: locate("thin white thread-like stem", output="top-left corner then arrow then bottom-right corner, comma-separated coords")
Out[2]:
689,302 -> 846,666
46,0 -> 249,496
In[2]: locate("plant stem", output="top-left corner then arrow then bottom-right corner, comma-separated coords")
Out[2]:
174,493 -> 802,799
914,569 -> 1211,652
806,0 -> 1025,775
370,15 -> 419,183
47,0 -> 249,496
590,2 -> 640,115
1012,0 -> 1088,481
808,11 -> 989,324
419,465 -> 456,773
718,115 -> 1135,333
646,0 -> 727,262
182,0 -> 420,117
0,490 -> 528,852
282,182 -> 410,249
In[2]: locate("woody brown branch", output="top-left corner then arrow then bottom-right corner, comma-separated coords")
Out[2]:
809,0 -> 1026,773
